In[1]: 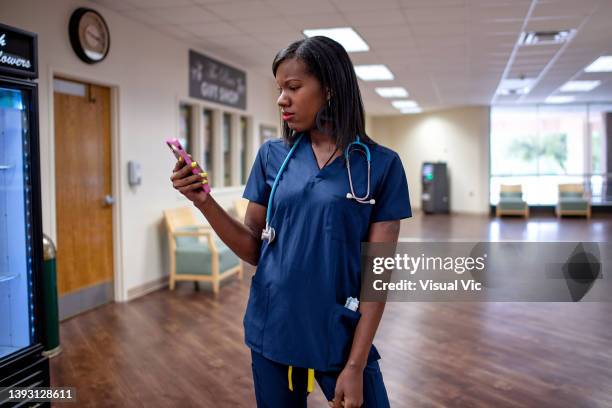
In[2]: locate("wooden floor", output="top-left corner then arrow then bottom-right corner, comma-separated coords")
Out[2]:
50,213 -> 612,407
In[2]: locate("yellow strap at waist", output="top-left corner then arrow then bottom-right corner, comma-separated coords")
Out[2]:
287,366 -> 315,393
307,368 -> 315,393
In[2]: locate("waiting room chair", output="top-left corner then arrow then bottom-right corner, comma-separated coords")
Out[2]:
556,184 -> 591,218
163,207 -> 242,294
234,198 -> 249,222
496,184 -> 529,218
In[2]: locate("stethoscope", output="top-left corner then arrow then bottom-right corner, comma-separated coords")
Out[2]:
261,133 -> 375,244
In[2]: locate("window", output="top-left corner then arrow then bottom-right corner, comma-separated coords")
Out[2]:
223,112 -> 232,186
587,104 -> 612,203
178,104 -> 192,153
203,108 -> 214,185
240,116 -> 248,184
260,124 -> 278,145
490,104 -> 612,205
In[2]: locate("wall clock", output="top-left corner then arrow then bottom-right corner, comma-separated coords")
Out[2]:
69,8 -> 110,64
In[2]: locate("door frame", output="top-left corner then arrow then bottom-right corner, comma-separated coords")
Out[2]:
47,67 -> 126,302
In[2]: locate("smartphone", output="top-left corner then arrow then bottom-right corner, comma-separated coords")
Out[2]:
166,138 -> 211,194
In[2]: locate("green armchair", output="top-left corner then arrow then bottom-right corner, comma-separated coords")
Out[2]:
164,207 -> 242,294
496,184 -> 529,218
556,184 -> 591,218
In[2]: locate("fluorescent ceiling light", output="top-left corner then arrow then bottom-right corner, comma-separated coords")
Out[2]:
399,107 -> 422,114
559,80 -> 601,92
354,65 -> 394,81
391,100 -> 418,109
545,95 -> 575,104
302,27 -> 369,52
584,55 -> 612,72
375,87 -> 409,98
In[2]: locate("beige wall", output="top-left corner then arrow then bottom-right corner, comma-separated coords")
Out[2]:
0,0 -> 280,300
370,106 -> 491,214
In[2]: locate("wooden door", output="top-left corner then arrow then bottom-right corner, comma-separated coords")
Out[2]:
54,79 -> 113,317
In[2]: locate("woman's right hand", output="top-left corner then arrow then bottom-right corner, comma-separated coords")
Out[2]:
170,157 -> 210,207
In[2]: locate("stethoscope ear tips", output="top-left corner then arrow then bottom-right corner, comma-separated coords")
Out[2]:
346,192 -> 375,204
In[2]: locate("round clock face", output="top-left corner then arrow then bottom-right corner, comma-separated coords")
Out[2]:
69,8 -> 110,64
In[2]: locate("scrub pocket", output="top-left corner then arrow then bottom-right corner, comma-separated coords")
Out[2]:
327,304 -> 361,370
244,277 -> 269,350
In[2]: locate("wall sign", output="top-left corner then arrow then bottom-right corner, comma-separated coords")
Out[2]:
189,50 -> 246,110
0,23 -> 37,79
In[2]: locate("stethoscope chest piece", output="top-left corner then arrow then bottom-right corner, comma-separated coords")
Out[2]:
261,224 -> 276,244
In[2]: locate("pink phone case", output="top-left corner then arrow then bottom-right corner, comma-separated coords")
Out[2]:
166,138 -> 211,194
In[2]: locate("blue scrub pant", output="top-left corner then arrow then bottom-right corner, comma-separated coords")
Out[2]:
250,350 -> 391,407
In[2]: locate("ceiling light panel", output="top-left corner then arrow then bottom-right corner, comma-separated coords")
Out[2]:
375,87 -> 409,98
354,65 -> 394,81
399,107 -> 423,114
302,27 -> 369,52
391,100 -> 418,109
545,95 -> 575,104
584,56 -> 612,72
559,80 -> 601,92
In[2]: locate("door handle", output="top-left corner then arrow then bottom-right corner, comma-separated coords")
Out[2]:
104,195 -> 115,206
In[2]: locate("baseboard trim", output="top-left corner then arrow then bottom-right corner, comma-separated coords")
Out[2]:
59,281 -> 113,321
127,276 -> 168,301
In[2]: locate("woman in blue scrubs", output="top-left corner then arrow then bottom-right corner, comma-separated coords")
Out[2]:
171,36 -> 411,407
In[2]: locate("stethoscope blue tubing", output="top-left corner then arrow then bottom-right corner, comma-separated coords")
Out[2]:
265,133 -> 305,227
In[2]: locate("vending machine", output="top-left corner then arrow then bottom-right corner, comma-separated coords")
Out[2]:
0,22 -> 50,402
421,162 -> 450,214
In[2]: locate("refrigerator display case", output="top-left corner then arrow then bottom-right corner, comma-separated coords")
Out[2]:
0,22 -> 50,404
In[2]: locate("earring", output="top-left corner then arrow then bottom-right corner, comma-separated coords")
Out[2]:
316,102 -> 333,134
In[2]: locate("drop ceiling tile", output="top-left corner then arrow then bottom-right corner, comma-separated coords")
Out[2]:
524,16 -> 585,32
358,25 -> 413,38
403,6 -> 467,24
410,22 -> 465,36
148,5 -> 219,24
399,0 -> 465,8
253,31 -> 305,48
158,24 -> 194,40
332,0 -> 400,12
263,0 -> 338,16
121,10 -> 168,25
291,13 -> 349,29
91,0 -> 138,12
205,34 -> 265,49
344,10 -> 406,27
366,35 -> 417,49
184,21 -> 243,37
232,18 -> 295,34
126,0 -> 192,8
204,1 -> 280,19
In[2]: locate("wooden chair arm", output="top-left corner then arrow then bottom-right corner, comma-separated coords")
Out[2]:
172,230 -> 213,237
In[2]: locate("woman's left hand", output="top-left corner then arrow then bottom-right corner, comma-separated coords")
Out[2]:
329,365 -> 363,408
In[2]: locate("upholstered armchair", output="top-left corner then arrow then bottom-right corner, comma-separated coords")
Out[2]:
496,184 -> 529,218
163,207 -> 242,294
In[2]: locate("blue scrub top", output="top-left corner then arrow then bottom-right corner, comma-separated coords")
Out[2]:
242,132 -> 412,372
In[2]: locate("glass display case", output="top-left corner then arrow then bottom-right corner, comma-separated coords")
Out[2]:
0,22 -> 49,405
0,86 -> 36,359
